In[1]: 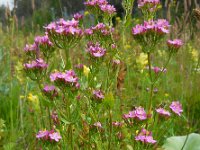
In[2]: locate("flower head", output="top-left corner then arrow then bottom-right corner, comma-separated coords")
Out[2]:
86,42 -> 106,58
135,128 -> 156,144
50,70 -> 79,89
167,39 -> 183,52
156,108 -> 170,117
24,58 -> 48,70
93,90 -> 104,100
170,101 -> 183,116
49,132 -> 62,142
123,106 -> 147,121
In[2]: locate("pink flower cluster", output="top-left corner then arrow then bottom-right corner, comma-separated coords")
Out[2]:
170,101 -> 183,116
34,35 -> 53,47
167,39 -> 183,52
135,128 -> 157,144
152,66 -> 167,74
24,58 -> 48,70
36,130 -> 61,142
24,43 -> 37,53
93,89 -> 105,100
45,18 -> 83,37
138,0 -> 160,12
73,13 -> 83,20
50,70 -> 80,89
112,121 -> 123,127
156,108 -> 171,117
123,107 -> 147,121
86,42 -> 106,57
43,85 -> 58,99
132,19 -> 170,36
85,23 -> 114,37
84,0 -> 116,15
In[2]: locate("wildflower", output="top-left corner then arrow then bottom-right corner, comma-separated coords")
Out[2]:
51,111 -> 60,125
135,128 -> 157,144
86,42 -> 106,58
44,18 -> 83,49
170,101 -> 183,116
43,85 -> 58,99
49,132 -> 62,142
138,0 -> 160,12
36,130 -> 49,140
83,65 -> 90,77
73,13 -> 83,20
84,0 -> 116,15
123,106 -> 147,121
156,108 -> 170,117
93,122 -> 102,128
167,39 -> 183,53
93,90 -> 104,101
34,35 -> 53,47
50,70 -> 80,90
112,121 -> 123,127
24,43 -> 37,53
24,58 -> 48,70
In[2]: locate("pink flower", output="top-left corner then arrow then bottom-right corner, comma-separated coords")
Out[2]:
24,43 -> 37,52
167,39 -> 183,52
24,59 -> 48,70
135,128 -> 156,144
123,107 -> 147,121
43,85 -> 58,99
170,101 -> 183,116
36,130 -> 49,140
86,42 -> 106,58
156,108 -> 170,117
138,0 -> 160,12
93,122 -> 102,128
112,121 -> 123,127
93,90 -> 104,100
84,0 -> 115,15
50,70 -> 79,89
49,132 -> 62,142
73,13 -> 83,20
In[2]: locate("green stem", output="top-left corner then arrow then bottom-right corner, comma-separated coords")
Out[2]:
108,108 -> 112,150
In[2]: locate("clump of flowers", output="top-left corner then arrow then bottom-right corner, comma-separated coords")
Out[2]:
92,90 -> 104,103
50,70 -> 80,90
45,18 -> 83,49
34,35 -> 55,58
135,128 -> 157,144
167,39 -> 183,53
156,108 -> 171,118
43,85 -> 58,99
170,101 -> 183,116
85,23 -> 114,43
84,0 -> 116,15
123,107 -> 147,121
132,19 -> 170,52
86,42 -> 106,58
36,130 -> 62,142
138,0 -> 160,13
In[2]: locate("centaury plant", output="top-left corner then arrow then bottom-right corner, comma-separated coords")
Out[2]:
22,0 -> 185,149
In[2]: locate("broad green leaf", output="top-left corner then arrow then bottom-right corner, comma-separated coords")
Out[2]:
162,133 -> 200,150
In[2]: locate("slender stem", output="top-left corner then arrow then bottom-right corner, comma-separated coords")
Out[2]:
147,52 -> 153,113
108,108 -> 112,150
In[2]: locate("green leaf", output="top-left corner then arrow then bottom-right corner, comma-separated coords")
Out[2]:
103,92 -> 115,109
162,133 -> 200,150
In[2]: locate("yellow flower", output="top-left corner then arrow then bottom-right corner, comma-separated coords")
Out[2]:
27,93 -> 39,110
191,48 -> 199,62
27,93 -> 39,102
165,93 -> 169,97
136,53 -> 148,69
124,44 -> 131,50
83,65 -> 90,77
84,11 -> 90,16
